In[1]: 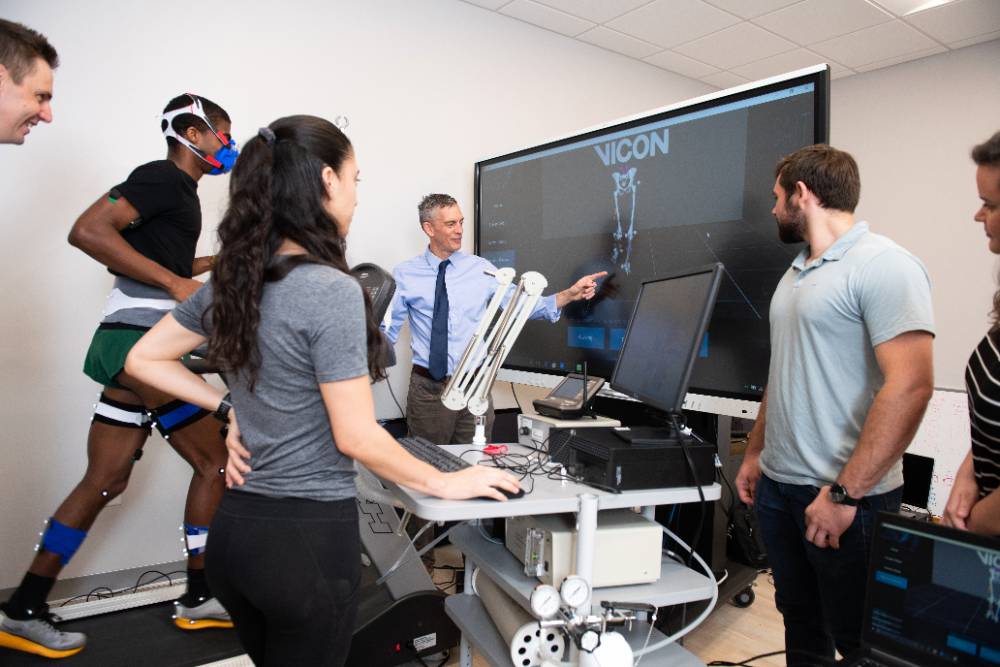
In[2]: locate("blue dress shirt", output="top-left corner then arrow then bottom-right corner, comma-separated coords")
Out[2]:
385,248 -> 561,376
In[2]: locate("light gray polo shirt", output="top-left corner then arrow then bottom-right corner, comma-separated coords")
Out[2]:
759,222 -> 934,496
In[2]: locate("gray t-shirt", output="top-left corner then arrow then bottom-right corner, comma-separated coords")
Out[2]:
760,222 -> 935,496
174,263 -> 368,501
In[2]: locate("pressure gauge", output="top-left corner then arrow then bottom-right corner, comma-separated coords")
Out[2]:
559,575 -> 591,608
530,584 -> 561,619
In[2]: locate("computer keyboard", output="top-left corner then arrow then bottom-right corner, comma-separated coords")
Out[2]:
396,436 -> 525,499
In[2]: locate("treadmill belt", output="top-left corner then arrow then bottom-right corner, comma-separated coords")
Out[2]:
0,602 -> 244,666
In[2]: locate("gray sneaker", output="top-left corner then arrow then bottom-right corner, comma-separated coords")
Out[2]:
172,597 -> 233,630
0,608 -> 86,659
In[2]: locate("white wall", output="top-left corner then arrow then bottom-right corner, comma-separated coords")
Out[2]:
830,39 -> 1000,389
0,0 -> 711,589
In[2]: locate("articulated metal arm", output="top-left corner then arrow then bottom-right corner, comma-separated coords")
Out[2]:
441,268 -> 547,443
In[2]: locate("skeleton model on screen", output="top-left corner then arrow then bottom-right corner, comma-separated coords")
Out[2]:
611,167 -> 638,274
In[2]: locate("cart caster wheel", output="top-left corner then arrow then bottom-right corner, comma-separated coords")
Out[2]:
731,587 -> 755,608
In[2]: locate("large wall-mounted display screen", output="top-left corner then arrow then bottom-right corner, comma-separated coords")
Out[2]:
476,66 -> 829,401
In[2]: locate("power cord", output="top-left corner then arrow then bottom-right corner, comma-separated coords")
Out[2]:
385,378 -> 407,424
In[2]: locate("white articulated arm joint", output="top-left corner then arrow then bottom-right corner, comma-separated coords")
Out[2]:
441,270 -> 547,431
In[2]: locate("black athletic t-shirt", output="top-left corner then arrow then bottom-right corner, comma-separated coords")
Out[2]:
111,160 -> 200,280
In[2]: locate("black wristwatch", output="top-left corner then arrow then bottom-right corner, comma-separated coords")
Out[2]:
212,393 -> 232,423
829,483 -> 860,506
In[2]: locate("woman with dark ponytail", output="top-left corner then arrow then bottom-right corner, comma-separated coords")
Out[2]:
125,115 -> 520,665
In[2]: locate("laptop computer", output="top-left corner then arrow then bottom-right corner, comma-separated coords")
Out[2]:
846,512 -> 1000,666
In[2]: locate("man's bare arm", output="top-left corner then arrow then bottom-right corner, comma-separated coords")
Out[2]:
837,331 -> 934,498
68,194 -> 201,301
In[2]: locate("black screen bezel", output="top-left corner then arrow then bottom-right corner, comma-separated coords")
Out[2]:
473,66 -> 831,402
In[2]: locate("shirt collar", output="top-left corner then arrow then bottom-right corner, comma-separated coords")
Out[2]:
423,247 -> 464,270
792,221 -> 869,271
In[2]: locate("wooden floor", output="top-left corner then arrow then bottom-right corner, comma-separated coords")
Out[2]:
683,573 -> 786,667
434,541 -> 788,667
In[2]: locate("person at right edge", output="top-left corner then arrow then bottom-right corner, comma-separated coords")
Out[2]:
734,144 -> 935,666
943,131 -> 1000,537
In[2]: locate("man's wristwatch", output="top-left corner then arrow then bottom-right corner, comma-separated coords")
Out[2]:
829,483 -> 861,506
212,393 -> 232,423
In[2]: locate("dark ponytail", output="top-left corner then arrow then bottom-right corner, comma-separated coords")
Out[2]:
207,115 -> 386,387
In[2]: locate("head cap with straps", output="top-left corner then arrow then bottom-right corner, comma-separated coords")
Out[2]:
160,94 -> 238,174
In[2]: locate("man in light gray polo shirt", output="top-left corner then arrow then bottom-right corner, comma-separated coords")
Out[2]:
734,145 -> 934,666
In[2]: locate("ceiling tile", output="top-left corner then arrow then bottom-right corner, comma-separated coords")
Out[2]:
731,48 -> 851,80
831,68 -> 855,79
947,28 -> 1000,49
675,22 -> 797,69
530,0 -> 652,23
643,50 -> 721,78
700,70 -> 751,89
904,0 -> 1000,44
577,26 -> 663,58
753,0 -> 894,44
461,0 -> 512,9
870,0 -> 954,17
499,0 -> 596,36
853,44 -> 947,71
606,0 -> 741,48
702,0 -> 802,19
811,19 -> 941,68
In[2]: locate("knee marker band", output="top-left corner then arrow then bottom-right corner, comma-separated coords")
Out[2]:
184,524 -> 209,556
92,393 -> 151,430
41,518 -> 86,566
150,400 -> 209,438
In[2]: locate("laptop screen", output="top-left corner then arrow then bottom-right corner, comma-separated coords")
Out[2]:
863,514 -> 1000,666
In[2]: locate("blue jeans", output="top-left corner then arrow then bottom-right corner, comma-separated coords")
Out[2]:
754,474 -> 901,666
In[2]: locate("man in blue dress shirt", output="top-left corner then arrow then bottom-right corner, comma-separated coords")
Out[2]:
385,194 -> 605,444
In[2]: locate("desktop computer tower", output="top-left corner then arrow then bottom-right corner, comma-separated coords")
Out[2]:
546,426 -> 716,491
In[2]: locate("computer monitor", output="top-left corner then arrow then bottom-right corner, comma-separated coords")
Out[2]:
862,513 -> 1000,666
610,264 -> 723,417
477,65 -> 830,416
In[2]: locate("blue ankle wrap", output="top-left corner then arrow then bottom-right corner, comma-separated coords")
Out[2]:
184,524 -> 209,556
41,518 -> 87,566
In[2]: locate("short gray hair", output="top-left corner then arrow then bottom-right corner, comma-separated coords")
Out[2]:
418,193 -> 457,227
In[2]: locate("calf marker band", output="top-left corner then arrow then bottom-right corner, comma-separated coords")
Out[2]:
183,524 -> 209,556
39,518 -> 87,566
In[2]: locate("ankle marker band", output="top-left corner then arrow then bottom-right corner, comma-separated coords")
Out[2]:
183,524 -> 209,556
40,518 -> 87,565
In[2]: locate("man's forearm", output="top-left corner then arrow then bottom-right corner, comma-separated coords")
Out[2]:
73,227 -> 182,293
968,489 -> 1000,535
837,380 -> 932,498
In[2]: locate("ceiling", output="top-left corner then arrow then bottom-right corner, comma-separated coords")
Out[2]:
460,0 -> 1000,87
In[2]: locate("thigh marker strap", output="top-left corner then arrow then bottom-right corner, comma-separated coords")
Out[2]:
92,393 -> 151,430
150,400 -> 209,437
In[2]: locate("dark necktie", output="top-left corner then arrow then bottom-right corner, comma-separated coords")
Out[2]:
428,259 -> 450,380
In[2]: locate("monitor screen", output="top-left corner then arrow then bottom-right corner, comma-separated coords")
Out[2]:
610,265 -> 722,415
864,516 -> 1000,666
476,66 -> 829,401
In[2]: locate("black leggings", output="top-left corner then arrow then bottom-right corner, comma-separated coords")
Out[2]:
206,490 -> 360,667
